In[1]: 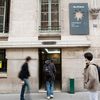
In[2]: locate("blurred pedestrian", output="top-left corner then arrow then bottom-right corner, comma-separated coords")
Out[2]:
18,56 -> 31,100
83,52 -> 99,100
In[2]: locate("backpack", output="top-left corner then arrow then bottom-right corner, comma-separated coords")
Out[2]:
44,64 -> 52,77
93,64 -> 100,82
18,71 -> 23,80
43,64 -> 55,80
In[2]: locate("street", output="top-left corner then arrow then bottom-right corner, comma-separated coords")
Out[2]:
0,92 -> 100,100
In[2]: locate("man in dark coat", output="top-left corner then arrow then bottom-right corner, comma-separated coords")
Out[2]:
19,56 -> 31,100
43,59 -> 56,100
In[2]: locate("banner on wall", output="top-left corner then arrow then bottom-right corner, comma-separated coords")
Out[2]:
69,3 -> 89,35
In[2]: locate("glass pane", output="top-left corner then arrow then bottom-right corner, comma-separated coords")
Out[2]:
52,0 -> 58,3
0,49 -> 5,53
41,12 -> 48,21
51,12 -> 59,22
51,22 -> 59,30
0,0 -> 5,6
51,22 -> 59,27
0,49 -> 7,73
0,54 -> 3,59
41,4 -> 48,12
41,0 -> 48,3
0,25 -> 3,32
41,22 -> 48,30
51,4 -> 59,12
0,55 -> 2,59
1,60 -> 7,72
0,7 -> 4,15
0,16 -> 3,23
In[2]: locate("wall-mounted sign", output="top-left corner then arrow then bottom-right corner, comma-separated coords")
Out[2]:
69,3 -> 89,35
42,41 -> 56,45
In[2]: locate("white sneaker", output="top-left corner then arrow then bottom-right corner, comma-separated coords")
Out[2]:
47,96 -> 50,100
50,95 -> 54,98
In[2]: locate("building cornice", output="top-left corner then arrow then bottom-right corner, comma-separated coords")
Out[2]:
0,40 -> 91,48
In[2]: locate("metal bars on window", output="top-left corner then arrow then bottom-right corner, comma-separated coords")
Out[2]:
0,0 -> 10,33
40,0 -> 60,32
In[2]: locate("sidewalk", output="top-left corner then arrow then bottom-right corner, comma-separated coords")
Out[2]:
0,92 -> 100,100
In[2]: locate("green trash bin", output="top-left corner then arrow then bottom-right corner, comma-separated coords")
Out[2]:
69,78 -> 74,94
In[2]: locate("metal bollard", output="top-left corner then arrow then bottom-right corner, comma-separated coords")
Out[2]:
69,78 -> 75,94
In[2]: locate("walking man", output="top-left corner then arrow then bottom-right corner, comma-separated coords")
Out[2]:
43,59 -> 56,100
18,56 -> 31,100
83,52 -> 99,100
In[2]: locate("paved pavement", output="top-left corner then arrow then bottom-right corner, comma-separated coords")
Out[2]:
0,92 -> 100,100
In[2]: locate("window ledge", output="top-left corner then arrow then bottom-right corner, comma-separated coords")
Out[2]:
0,73 -> 7,78
0,33 -> 9,38
39,33 -> 61,37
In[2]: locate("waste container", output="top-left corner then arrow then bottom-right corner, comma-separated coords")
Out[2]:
69,78 -> 74,94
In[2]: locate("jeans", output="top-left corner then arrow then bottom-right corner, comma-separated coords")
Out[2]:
89,92 -> 98,100
20,79 -> 30,100
46,81 -> 54,97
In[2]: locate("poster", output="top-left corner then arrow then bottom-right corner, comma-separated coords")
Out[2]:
69,3 -> 89,35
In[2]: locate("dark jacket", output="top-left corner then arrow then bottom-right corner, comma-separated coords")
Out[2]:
19,62 -> 30,80
43,60 -> 56,81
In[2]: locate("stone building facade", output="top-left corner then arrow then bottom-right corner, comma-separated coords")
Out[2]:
0,0 -> 100,93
